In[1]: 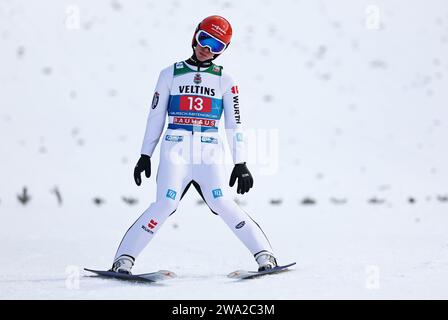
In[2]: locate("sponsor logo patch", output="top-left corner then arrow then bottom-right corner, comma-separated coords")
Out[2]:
174,117 -> 216,127
232,96 -> 240,124
175,62 -> 184,69
179,85 -> 215,96
165,134 -> 184,142
148,219 -> 158,229
211,24 -> 226,36
166,189 -> 177,200
141,225 -> 154,234
142,220 -> 157,234
212,188 -> 223,198
151,91 -> 159,109
194,73 -> 202,84
231,86 -> 239,94
201,136 -> 218,144
235,221 -> 246,229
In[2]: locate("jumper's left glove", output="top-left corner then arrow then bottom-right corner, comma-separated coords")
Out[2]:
229,162 -> 254,194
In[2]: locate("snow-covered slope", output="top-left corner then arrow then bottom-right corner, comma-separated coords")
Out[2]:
0,0 -> 447,299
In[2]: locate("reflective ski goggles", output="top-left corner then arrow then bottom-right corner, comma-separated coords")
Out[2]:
195,30 -> 227,54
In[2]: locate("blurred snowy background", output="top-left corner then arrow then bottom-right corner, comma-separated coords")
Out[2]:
0,0 -> 447,299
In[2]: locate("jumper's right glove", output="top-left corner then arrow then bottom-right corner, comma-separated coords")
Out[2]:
229,162 -> 254,194
134,154 -> 151,186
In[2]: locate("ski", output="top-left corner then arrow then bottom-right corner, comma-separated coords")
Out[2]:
227,262 -> 296,280
84,268 -> 177,283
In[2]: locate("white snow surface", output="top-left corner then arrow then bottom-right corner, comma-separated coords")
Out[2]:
0,0 -> 447,299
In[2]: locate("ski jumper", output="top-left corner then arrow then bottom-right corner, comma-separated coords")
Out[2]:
114,60 -> 273,261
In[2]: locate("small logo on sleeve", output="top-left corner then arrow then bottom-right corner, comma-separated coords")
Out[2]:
231,86 -> 239,94
236,133 -> 243,142
151,92 -> 159,109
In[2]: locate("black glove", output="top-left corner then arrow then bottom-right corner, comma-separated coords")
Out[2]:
134,154 -> 151,186
229,162 -> 254,194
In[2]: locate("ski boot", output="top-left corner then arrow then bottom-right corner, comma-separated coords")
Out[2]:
110,255 -> 134,274
255,251 -> 278,272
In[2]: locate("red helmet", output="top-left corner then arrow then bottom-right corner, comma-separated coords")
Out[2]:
192,15 -> 233,49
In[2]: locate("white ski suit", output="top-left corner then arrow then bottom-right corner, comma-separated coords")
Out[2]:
114,61 -> 273,262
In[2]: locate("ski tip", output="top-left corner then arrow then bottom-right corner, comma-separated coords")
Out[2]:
227,270 -> 246,278
157,270 -> 177,278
